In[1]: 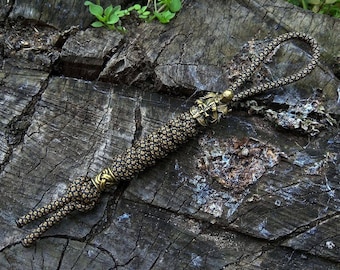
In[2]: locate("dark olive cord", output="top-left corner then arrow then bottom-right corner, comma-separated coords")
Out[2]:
16,32 -> 320,247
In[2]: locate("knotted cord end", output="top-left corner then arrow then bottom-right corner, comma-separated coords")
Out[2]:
17,176 -> 102,247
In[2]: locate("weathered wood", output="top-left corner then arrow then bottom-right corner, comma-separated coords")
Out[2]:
60,28 -> 124,80
0,0 -> 339,269
99,0 -> 340,94
6,0 -> 105,30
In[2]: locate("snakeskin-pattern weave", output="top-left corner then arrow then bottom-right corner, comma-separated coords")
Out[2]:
16,177 -> 100,246
231,32 -> 320,102
93,111 -> 201,191
16,32 -> 320,247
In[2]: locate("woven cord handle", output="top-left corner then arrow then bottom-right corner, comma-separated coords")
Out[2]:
94,32 -> 320,190
16,32 -> 320,247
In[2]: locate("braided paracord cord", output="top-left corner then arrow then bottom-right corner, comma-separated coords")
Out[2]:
230,32 -> 319,102
16,32 -> 320,247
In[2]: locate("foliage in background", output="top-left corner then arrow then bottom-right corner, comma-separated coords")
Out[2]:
286,0 -> 340,18
84,0 -> 182,31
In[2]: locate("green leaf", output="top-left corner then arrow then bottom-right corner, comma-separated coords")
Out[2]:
104,5 -> 113,18
89,3 -> 103,17
107,14 -> 119,24
84,1 -> 94,6
112,5 -> 121,13
139,14 -> 149,19
137,6 -> 149,14
139,9 -> 151,20
116,10 -> 127,17
164,10 -> 176,19
308,0 -> 321,4
169,0 -> 182,12
158,0 -> 171,6
127,5 -> 136,12
154,12 -> 165,23
133,4 -> 141,10
154,10 -> 176,23
91,21 -> 104,27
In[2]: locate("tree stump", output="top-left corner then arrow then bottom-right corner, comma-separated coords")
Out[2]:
0,0 -> 339,269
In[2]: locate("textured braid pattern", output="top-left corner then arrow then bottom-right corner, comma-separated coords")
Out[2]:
95,111 -> 200,190
16,32 -> 320,247
16,113 -> 201,246
16,197 -> 71,228
231,32 -> 320,102
16,177 -> 100,247
20,204 -> 75,247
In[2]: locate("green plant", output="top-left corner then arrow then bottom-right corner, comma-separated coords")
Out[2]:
131,4 -> 152,20
152,0 -> 182,23
286,0 -> 340,18
84,0 -> 182,31
84,1 -> 129,31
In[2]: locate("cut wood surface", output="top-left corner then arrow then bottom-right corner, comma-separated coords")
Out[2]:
0,0 -> 339,269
